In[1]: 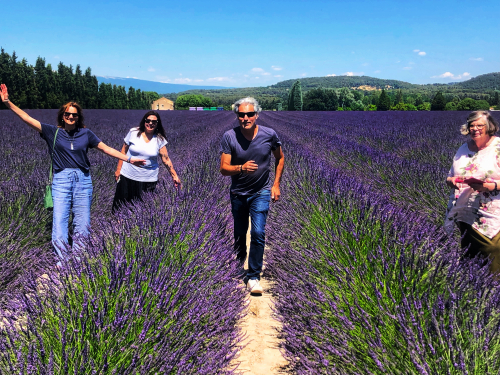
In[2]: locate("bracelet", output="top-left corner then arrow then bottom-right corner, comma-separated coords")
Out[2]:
127,156 -> 131,163
2,99 -> 9,103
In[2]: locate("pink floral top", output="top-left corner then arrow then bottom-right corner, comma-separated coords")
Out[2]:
445,137 -> 500,238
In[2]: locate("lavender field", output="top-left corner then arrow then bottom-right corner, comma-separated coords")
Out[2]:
1,110 -> 500,374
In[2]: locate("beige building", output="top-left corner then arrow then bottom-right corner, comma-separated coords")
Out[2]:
152,97 -> 174,111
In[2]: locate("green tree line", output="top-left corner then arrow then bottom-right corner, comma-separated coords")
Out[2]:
0,49 -> 159,110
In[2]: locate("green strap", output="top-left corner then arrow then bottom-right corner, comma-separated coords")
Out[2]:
48,128 -> 59,184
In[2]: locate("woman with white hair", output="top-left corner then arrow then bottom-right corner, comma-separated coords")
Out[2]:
445,110 -> 500,272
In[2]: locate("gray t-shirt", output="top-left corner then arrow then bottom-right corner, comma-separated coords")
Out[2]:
220,125 -> 282,195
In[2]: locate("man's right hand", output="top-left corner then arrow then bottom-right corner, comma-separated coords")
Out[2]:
242,160 -> 258,174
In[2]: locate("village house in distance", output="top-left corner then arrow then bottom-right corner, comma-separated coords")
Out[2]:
151,97 -> 174,110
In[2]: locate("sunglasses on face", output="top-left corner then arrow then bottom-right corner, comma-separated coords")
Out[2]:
64,112 -> 79,118
145,119 -> 158,125
237,111 -> 256,119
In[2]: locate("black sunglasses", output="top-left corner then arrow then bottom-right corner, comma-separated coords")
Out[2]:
145,119 -> 158,125
237,111 -> 256,118
64,112 -> 79,118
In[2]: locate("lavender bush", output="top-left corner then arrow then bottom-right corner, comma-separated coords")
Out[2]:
261,111 -> 500,374
0,110 -> 246,373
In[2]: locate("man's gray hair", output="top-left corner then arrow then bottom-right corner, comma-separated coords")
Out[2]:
460,110 -> 499,136
233,97 -> 262,114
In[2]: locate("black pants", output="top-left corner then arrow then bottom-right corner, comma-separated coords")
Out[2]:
112,175 -> 157,213
459,222 -> 500,274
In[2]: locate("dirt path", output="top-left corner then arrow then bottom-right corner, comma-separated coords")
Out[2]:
233,228 -> 288,374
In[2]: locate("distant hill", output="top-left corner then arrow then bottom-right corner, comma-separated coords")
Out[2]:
96,76 -> 232,93
451,73 -> 500,91
271,76 -> 422,90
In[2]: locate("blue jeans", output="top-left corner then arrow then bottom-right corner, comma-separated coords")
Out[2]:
52,169 -> 93,260
230,189 -> 270,280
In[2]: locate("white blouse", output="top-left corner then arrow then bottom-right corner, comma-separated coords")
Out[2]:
445,137 -> 500,238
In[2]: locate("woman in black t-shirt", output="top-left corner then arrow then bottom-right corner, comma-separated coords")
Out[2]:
0,84 -> 145,264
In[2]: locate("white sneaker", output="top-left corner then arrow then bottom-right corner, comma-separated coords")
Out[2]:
247,279 -> 263,294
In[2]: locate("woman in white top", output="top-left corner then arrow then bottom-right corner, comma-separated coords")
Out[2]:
113,111 -> 181,212
445,111 -> 500,273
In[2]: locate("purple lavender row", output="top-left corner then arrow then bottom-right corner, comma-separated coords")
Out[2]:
0,110 -> 244,373
261,112 -> 500,373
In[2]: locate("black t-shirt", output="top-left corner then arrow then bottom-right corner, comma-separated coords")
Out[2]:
220,125 -> 281,195
40,123 -> 101,172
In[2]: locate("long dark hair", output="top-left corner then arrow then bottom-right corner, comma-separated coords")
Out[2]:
137,111 -> 166,140
57,102 -> 86,128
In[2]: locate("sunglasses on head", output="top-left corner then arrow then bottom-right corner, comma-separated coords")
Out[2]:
237,111 -> 256,118
145,119 -> 158,125
64,112 -> 79,118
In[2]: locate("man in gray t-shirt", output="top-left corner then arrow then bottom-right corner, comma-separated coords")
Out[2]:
220,97 -> 285,295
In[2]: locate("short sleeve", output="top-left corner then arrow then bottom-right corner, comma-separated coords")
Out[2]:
271,130 -> 282,151
39,123 -> 57,142
158,136 -> 168,150
220,132 -> 232,155
87,130 -> 101,148
124,129 -> 134,145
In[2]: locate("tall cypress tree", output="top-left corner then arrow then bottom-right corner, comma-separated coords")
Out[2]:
377,89 -> 391,111
287,82 -> 296,110
293,80 -> 303,111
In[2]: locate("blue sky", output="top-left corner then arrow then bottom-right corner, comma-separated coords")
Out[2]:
3,0 -> 499,88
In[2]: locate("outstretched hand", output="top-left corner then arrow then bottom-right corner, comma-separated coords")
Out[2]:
0,84 -> 9,103
130,158 -> 146,166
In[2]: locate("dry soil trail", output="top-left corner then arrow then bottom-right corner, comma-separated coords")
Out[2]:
234,227 -> 288,374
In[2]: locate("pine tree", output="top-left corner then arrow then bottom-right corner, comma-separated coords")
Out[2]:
431,91 -> 446,111
377,89 -> 391,111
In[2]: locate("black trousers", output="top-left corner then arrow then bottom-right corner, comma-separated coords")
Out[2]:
112,175 -> 157,213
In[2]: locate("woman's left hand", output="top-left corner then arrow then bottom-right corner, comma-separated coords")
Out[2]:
130,158 -> 146,166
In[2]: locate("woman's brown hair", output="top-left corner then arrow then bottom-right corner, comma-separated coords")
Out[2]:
57,102 -> 86,129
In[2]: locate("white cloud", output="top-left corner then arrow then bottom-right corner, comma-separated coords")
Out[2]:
207,77 -> 231,82
255,77 -> 260,79
326,74 -> 337,77
418,51 -> 426,56
148,67 -> 155,72
470,57 -> 484,61
274,75 -> 283,78
262,72 -> 271,76
413,49 -> 420,52
251,68 -> 265,73
396,60 -> 401,63
53,55 -> 60,59
271,65 -> 282,71
342,71 -> 363,76
301,73 -> 307,77
431,72 -> 471,80
374,70 -> 381,73
403,67 -> 412,70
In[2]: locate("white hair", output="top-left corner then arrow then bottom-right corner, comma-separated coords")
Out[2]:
233,97 -> 262,114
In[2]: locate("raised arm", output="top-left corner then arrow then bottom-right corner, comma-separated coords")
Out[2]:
271,146 -> 285,202
95,142 -> 146,166
114,143 -> 129,181
159,146 -> 181,188
1,84 -> 42,133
